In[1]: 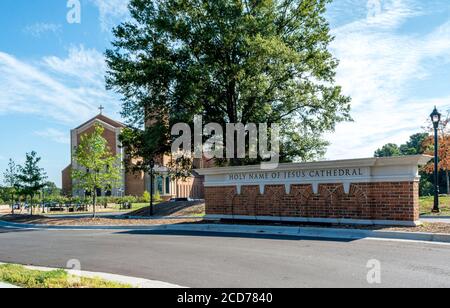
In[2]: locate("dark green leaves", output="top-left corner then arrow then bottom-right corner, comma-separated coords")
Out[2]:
106,0 -> 351,163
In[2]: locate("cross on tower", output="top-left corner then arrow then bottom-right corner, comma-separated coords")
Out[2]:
99,105 -> 105,115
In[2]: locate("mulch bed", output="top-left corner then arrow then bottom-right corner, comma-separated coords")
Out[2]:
129,201 -> 205,217
0,215 -> 202,226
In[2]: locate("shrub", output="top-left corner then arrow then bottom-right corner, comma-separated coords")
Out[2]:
142,191 -> 151,203
420,178 -> 434,197
154,190 -> 161,202
97,197 -> 108,207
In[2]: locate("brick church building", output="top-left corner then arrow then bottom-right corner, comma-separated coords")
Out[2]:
61,111 -> 204,200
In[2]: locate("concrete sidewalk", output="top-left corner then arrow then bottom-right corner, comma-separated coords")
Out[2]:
421,216 -> 450,224
0,282 -> 20,288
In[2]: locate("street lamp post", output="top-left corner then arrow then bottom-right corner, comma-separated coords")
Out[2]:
431,106 -> 442,213
149,159 -> 155,217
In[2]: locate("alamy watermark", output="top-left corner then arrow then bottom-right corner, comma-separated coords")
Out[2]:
67,0 -> 81,24
366,259 -> 382,285
367,0 -> 382,19
67,259 -> 82,285
171,115 -> 280,170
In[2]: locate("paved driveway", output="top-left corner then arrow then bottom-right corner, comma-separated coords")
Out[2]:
0,227 -> 449,288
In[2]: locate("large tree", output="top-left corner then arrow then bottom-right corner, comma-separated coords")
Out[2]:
374,143 -> 401,158
374,134 -> 429,158
400,133 -> 429,155
72,124 -> 122,218
16,152 -> 47,216
106,0 -> 351,166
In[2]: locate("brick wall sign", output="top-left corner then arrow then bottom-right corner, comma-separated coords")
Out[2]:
196,155 -> 432,226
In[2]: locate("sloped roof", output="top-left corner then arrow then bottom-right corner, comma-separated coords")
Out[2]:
75,114 -> 125,130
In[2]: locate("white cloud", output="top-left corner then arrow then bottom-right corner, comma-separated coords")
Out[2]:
34,128 -> 70,145
90,0 -> 130,32
364,0 -> 420,29
23,23 -> 62,38
43,45 -> 107,88
325,0 -> 450,159
0,45 -> 121,125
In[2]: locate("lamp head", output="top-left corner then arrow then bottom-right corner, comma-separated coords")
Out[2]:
431,106 -> 442,129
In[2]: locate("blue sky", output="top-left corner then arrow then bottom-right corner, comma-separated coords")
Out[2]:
0,0 -> 450,186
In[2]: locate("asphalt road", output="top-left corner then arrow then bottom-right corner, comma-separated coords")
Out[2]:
0,227 -> 449,288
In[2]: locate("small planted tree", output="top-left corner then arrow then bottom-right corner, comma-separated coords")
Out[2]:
16,152 -> 47,216
72,124 -> 122,218
3,159 -> 19,214
142,191 -> 151,203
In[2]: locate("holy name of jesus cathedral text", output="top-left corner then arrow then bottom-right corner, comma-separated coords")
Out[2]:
227,168 -> 365,182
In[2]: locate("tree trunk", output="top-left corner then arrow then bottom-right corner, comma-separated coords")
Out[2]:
30,195 -> 33,216
447,170 -> 450,195
11,193 -> 14,215
92,192 -> 97,219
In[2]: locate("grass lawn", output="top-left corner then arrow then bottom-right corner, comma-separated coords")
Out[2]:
420,196 -> 450,216
0,264 -> 131,288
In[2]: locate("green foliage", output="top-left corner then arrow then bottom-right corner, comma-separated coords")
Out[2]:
3,159 -> 18,188
0,187 -> 10,203
374,133 -> 429,158
374,133 -> 432,196
72,124 -> 122,216
154,190 -> 161,202
374,143 -> 401,158
96,196 -> 109,207
140,190 -> 162,203
400,133 -> 429,155
0,264 -> 131,288
15,152 -> 47,214
142,190 -> 151,203
42,182 -> 61,197
420,177 -> 434,196
106,0 -> 351,168
123,195 -> 139,204
2,159 -> 19,205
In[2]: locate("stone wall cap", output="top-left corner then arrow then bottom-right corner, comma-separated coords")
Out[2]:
195,155 -> 432,175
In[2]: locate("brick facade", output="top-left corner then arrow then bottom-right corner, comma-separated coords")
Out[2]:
61,165 -> 72,196
204,181 -> 420,222
63,113 -> 206,199
125,171 -> 146,197
76,125 -> 118,155
174,176 -> 205,199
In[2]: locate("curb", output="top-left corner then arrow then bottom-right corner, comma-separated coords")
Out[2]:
0,262 -> 184,288
0,282 -> 20,288
1,220 -> 450,244
420,216 -> 450,224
